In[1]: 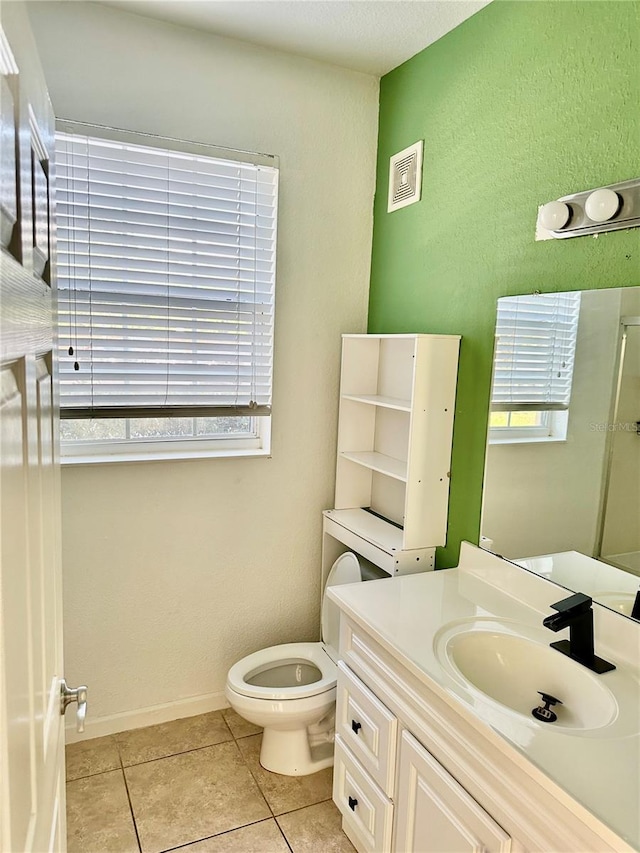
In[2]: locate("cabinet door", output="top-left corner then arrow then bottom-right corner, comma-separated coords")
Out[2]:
395,731 -> 511,853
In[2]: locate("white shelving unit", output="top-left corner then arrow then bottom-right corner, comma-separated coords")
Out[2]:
334,334 -> 460,559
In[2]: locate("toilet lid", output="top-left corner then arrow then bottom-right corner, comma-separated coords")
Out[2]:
321,551 -> 362,658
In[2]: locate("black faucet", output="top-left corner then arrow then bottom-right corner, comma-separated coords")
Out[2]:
631,589 -> 640,622
543,592 -> 615,674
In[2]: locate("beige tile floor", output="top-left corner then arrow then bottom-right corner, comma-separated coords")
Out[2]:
65,709 -> 355,853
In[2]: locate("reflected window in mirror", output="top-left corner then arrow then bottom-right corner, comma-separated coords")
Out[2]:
489,292 -> 580,444
489,409 -> 569,443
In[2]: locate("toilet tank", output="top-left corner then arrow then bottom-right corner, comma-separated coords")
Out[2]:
321,552 -> 362,662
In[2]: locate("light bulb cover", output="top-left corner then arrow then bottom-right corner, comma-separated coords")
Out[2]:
585,188 -> 620,223
539,201 -> 571,231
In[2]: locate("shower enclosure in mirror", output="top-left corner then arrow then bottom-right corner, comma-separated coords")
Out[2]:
481,286 -> 640,614
598,313 -> 640,573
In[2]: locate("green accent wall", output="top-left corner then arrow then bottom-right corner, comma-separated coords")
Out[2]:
368,0 -> 640,567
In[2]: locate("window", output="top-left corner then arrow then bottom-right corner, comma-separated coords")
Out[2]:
489,292 -> 581,444
55,122 -> 278,462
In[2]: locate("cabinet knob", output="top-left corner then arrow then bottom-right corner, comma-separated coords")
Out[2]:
348,796 -> 358,811
351,720 -> 362,734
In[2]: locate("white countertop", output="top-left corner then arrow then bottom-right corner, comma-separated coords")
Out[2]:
328,561 -> 640,850
515,551 -> 640,616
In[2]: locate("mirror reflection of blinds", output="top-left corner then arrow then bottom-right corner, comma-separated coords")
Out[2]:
55,128 -> 278,419
491,292 -> 581,412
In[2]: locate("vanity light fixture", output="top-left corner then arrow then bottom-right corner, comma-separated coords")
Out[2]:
584,187 -> 621,223
536,177 -> 640,240
538,200 -> 571,231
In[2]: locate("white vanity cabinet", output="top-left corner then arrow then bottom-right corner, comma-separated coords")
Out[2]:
332,614 -> 631,853
333,661 -> 513,853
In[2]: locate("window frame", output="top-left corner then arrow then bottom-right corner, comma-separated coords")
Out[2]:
488,410 -> 569,445
60,415 -> 271,465
54,120 -> 278,463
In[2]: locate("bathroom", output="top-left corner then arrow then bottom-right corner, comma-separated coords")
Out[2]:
1,0 -> 639,851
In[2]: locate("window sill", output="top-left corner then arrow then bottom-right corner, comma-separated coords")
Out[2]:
61,446 -> 271,466
489,436 -> 568,446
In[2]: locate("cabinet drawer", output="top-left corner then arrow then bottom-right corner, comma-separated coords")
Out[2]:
336,661 -> 397,796
333,735 -> 393,853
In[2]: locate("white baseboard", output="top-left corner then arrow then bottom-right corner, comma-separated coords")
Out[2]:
65,690 -> 229,744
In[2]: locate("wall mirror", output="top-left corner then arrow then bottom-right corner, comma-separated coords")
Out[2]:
481,286 -> 640,619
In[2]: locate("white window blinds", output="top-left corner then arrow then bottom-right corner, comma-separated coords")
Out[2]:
491,292 -> 581,412
55,124 -> 278,419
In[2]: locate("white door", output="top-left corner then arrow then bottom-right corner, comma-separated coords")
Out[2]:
1,5 -> 74,851
394,731 -> 512,853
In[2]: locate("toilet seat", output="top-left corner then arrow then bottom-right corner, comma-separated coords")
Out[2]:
227,552 -> 361,703
227,641 -> 337,702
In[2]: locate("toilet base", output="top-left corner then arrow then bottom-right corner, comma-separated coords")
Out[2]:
225,674 -> 336,777
260,726 -> 334,776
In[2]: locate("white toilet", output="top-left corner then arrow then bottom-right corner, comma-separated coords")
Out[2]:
225,552 -> 362,776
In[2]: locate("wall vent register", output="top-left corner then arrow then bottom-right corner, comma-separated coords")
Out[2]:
387,141 -> 423,213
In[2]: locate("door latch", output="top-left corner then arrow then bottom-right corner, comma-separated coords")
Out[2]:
60,678 -> 88,733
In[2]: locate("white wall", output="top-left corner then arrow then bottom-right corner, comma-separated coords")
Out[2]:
28,1 -> 379,735
482,289 -> 622,560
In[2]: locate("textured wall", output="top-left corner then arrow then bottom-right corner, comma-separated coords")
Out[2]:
369,0 -> 640,566
29,1 -> 379,725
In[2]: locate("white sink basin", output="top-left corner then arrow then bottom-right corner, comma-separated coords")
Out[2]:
593,591 -> 635,617
436,622 -> 618,731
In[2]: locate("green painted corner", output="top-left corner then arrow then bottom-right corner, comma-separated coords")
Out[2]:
368,0 -> 640,568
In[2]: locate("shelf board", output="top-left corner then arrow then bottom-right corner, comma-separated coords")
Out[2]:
341,393 -> 412,412
340,450 -> 407,482
324,507 -> 405,553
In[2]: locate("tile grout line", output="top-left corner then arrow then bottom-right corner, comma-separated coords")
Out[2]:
120,766 -> 144,853
275,800 -> 356,853
156,816 -> 282,853
233,741 -> 276,817
116,737 -> 144,853
66,765 -> 121,783
113,731 -> 260,773
116,736 -> 237,769
224,728 -> 274,810
275,818 -> 295,853
107,714 -> 255,770
275,796 -> 334,819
